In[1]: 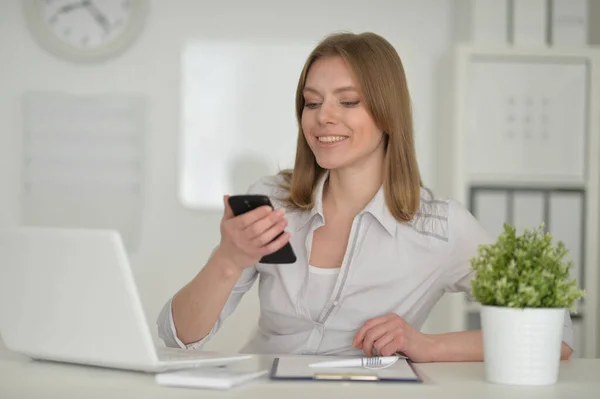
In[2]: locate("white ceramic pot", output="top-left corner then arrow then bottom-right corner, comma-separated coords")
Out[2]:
480,305 -> 565,386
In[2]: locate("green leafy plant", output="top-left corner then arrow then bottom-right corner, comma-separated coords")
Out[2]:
470,223 -> 584,310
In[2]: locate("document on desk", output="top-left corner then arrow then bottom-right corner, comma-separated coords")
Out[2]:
270,356 -> 421,382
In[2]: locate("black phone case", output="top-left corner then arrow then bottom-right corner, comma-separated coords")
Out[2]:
228,195 -> 297,264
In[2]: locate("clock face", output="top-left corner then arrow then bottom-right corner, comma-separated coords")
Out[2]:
24,0 -> 148,62
41,0 -> 134,49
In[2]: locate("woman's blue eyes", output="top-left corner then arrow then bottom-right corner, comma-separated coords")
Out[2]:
304,101 -> 360,109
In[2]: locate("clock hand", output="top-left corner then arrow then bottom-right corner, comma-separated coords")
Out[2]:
82,1 -> 111,35
50,1 -> 87,19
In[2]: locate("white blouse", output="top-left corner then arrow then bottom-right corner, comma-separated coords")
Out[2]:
157,172 -> 574,356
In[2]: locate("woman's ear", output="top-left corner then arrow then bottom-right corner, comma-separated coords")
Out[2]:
382,132 -> 390,148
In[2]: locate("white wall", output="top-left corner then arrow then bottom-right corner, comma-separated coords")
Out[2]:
0,0 -> 461,352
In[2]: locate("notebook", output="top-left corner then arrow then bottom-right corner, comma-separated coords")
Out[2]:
270,356 -> 422,383
156,368 -> 268,390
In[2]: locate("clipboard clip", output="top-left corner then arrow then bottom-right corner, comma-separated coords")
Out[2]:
314,372 -> 380,381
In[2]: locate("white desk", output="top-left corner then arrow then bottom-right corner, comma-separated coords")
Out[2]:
1,347 -> 599,399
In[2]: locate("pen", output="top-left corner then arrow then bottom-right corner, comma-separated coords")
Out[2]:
309,356 -> 399,368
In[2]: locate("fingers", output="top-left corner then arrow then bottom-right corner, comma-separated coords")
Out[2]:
260,231 -> 291,256
353,314 -> 407,357
380,337 -> 404,357
360,321 -> 392,357
352,315 -> 390,348
235,206 -> 275,229
244,208 -> 286,240
251,218 -> 288,247
372,333 -> 396,357
222,195 -> 234,220
220,198 -> 290,262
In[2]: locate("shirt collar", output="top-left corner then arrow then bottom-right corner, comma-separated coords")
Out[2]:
362,185 -> 397,237
295,171 -> 327,231
295,171 -> 397,237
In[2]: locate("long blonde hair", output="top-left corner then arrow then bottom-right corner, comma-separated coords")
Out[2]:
279,32 -> 422,223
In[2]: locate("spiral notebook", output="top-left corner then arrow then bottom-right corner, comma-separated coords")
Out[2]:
270,356 -> 422,383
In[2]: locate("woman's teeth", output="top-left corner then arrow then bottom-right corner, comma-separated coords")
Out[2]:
317,136 -> 348,143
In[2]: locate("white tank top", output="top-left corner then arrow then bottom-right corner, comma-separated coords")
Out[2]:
306,265 -> 340,321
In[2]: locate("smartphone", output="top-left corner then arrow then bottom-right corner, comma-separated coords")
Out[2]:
227,195 -> 297,264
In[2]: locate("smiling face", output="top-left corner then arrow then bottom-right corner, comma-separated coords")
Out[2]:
301,56 -> 386,171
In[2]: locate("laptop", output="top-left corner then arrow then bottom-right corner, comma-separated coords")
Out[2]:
0,227 -> 251,372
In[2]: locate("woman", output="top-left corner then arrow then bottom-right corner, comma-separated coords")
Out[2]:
158,32 -> 574,361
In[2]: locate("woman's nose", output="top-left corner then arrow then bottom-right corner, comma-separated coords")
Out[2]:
317,101 -> 338,125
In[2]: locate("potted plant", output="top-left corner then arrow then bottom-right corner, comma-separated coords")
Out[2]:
470,223 -> 585,386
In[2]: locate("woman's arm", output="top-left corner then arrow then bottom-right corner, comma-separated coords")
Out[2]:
165,194 -> 289,346
353,314 -> 574,362
429,330 -> 573,362
171,249 -> 246,345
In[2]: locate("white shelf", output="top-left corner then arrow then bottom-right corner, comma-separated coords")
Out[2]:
453,45 -> 600,358
465,176 -> 586,188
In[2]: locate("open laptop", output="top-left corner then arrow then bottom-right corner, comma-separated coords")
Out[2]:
0,227 -> 250,372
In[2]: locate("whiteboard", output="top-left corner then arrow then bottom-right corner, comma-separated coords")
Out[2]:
179,40 -> 316,209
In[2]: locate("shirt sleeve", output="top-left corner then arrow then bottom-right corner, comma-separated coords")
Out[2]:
443,199 -> 494,295
156,265 -> 258,349
442,200 -> 575,351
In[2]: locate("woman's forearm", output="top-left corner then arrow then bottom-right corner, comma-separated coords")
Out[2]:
428,330 -> 483,362
429,330 -> 573,362
171,249 -> 243,345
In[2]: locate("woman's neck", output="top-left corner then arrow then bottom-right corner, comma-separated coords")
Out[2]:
323,158 -> 384,217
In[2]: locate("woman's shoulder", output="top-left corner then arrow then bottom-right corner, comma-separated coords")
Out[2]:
410,186 -> 483,244
407,187 -> 450,242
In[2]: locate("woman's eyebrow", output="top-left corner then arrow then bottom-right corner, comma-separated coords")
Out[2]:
303,86 -> 358,95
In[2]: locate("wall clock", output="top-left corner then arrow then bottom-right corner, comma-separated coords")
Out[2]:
23,0 -> 149,63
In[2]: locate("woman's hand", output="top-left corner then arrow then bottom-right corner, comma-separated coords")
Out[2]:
352,313 -> 440,363
213,195 -> 291,272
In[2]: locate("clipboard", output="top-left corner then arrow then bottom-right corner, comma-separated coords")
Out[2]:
269,356 -> 422,383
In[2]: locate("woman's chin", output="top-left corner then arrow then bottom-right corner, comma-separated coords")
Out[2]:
315,157 -> 347,171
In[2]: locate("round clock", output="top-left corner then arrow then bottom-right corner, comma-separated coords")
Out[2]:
23,0 -> 149,63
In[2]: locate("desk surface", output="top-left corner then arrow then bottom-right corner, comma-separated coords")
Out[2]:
1,347 -> 599,399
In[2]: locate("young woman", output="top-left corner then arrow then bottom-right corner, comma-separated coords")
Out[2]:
158,32 -> 574,361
